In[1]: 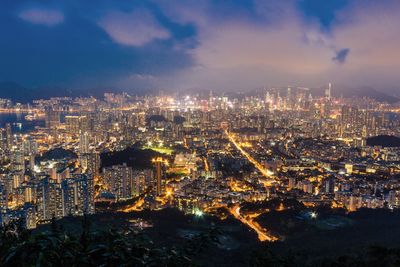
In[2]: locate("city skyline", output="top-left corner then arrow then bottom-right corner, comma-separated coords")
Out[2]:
0,86 -> 399,265
2,1 -> 400,266
1,0 -> 400,94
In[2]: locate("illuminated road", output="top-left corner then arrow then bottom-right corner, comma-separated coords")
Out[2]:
119,196 -> 145,212
228,204 -> 277,242
203,156 -> 210,172
225,130 -> 275,179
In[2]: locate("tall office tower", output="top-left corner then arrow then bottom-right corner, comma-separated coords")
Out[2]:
152,157 -> 167,196
287,87 -> 292,109
276,91 -> 282,110
79,131 -> 90,154
44,106 -> 61,129
61,174 -> 95,216
5,123 -> 12,149
103,164 -> 134,200
209,90 -> 213,110
325,83 -> 332,101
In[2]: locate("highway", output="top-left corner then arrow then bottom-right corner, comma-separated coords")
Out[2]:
225,130 -> 275,179
228,204 -> 277,242
119,196 -> 145,212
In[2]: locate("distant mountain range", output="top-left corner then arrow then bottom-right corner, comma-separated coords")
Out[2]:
0,81 -> 124,103
0,81 -> 399,104
311,85 -> 400,104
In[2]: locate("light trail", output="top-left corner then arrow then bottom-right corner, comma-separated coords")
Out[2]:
225,130 -> 275,179
228,204 -> 277,242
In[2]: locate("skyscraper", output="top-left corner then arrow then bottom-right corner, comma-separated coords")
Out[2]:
325,83 -> 332,101
152,157 -> 167,196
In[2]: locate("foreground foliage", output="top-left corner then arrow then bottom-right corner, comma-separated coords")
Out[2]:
250,244 -> 400,267
1,216 -> 400,267
0,217 -> 221,267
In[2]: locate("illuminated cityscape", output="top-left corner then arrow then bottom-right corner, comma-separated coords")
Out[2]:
2,0 -> 400,266
1,87 -> 400,234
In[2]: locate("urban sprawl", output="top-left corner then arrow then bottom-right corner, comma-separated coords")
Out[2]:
1,84 -> 400,241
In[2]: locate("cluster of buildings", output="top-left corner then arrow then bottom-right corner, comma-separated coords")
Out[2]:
0,84 -> 399,229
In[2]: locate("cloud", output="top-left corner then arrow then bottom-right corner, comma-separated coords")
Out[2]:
332,48 -> 350,64
19,8 -> 64,26
7,0 -> 400,92
326,1 -> 400,88
333,1 -> 400,68
153,0 -> 400,91
98,9 -> 170,46
154,1 -> 339,90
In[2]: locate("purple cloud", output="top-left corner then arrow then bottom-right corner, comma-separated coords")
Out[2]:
19,8 -> 64,26
98,9 -> 170,46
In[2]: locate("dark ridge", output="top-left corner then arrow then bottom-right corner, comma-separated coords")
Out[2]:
173,115 -> 186,124
367,135 -> 400,147
333,86 -> 400,103
100,146 -> 163,170
37,148 -> 78,161
147,115 -> 168,123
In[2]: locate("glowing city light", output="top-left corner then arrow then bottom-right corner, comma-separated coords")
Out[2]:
193,209 -> 204,217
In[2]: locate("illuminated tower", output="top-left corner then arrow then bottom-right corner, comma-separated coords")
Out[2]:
287,87 -> 291,109
325,83 -> 332,101
152,157 -> 168,196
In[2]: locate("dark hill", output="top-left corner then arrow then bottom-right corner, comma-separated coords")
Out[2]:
367,135 -> 400,147
100,146 -> 162,170
37,148 -> 77,161
335,86 -> 399,103
147,115 -> 168,123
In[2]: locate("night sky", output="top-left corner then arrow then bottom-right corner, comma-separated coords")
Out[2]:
1,0 -> 399,92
